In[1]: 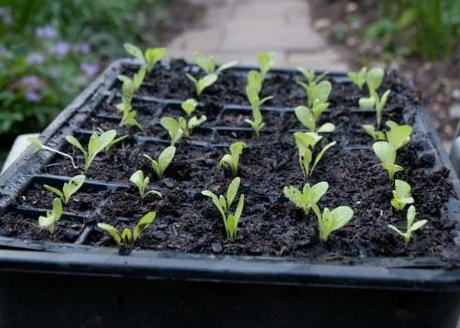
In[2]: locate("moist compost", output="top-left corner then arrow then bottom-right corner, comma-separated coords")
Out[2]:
0,61 -> 457,263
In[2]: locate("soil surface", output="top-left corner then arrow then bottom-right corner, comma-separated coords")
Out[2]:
1,64 -> 458,263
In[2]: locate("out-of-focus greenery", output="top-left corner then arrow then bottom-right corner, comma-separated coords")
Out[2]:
366,0 -> 460,60
0,0 -> 177,138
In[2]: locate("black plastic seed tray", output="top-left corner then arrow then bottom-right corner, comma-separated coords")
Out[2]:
0,59 -> 459,328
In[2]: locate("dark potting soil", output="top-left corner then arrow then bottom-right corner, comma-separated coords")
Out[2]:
0,64 -> 457,263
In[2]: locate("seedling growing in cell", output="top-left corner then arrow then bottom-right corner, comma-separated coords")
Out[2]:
373,141 -> 403,181
28,137 -> 78,169
294,131 -> 336,177
43,175 -> 86,204
160,117 -> 184,145
388,205 -> 427,245
202,177 -> 245,241
219,141 -> 247,176
124,43 -> 167,72
178,116 -> 207,137
97,211 -> 157,247
181,98 -> 198,117
117,67 -> 146,95
38,198 -> 63,234
244,85 -> 272,135
294,104 -> 335,133
247,70 -> 263,94
386,121 -> 412,150
65,130 -> 118,172
347,67 -> 368,90
129,170 -> 162,200
186,73 -> 218,96
317,206 -> 354,241
116,78 -> 143,130
283,181 -> 328,216
297,67 -> 332,107
362,124 -> 385,141
359,67 -> 390,127
391,179 -> 414,212
192,52 -> 238,75
257,51 -> 276,81
143,146 -> 176,180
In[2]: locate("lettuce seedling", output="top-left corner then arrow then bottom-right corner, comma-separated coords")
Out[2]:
362,124 -> 385,141
143,146 -> 176,180
65,130 -> 118,172
247,70 -> 263,94
294,105 -> 335,133
317,206 -> 354,241
160,117 -> 184,145
347,67 -> 368,90
192,52 -> 238,75
386,120 -> 412,150
391,179 -> 414,212
117,67 -> 146,95
359,68 -> 390,126
294,131 -> 336,177
38,198 -> 63,234
116,77 -> 143,130
181,98 -> 198,117
129,170 -> 162,200
388,205 -> 427,245
257,51 -> 276,81
283,181 -> 328,216
124,43 -> 167,72
297,67 -> 332,107
186,73 -> 218,96
202,177 -> 245,241
43,175 -> 86,204
219,141 -> 247,176
244,85 -> 272,135
28,137 -> 78,169
373,141 -> 403,181
178,116 -> 207,137
97,211 -> 157,247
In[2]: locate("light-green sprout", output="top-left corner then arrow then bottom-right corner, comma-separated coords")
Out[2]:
294,131 -> 336,177
391,179 -> 414,212
244,84 -> 272,135
219,141 -> 247,176
160,117 -> 184,145
386,121 -> 412,150
28,137 -> 78,169
373,141 -> 403,181
129,170 -> 162,200
38,198 -> 63,234
124,43 -> 167,73
283,181 -> 328,216
143,146 -> 176,180
359,67 -> 391,126
116,76 -> 143,130
296,67 -> 332,107
186,73 -> 218,96
178,116 -> 207,137
181,98 -> 198,117
43,175 -> 86,204
347,67 -> 368,90
192,52 -> 238,75
257,51 -> 276,81
294,104 -> 335,133
388,205 -> 427,245
317,206 -> 354,241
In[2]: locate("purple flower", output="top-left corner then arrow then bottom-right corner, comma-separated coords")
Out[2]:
21,76 -> 41,90
80,63 -> 99,76
35,26 -> 57,39
25,90 -> 41,102
77,43 -> 91,54
27,52 -> 44,65
50,42 -> 70,57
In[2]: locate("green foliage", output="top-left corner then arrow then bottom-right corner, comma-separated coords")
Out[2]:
358,68 -> 390,127
294,131 -> 336,177
202,177 -> 245,241
28,136 -> 78,169
257,51 -> 276,81
38,198 -> 63,234
347,67 -> 368,90
283,181 -> 328,216
97,211 -> 157,246
178,116 -> 207,137
65,130 -> 118,172
116,74 -> 144,130
296,68 -> 332,107
373,141 -> 403,181
294,105 -> 335,133
181,98 -> 198,117
391,179 -> 414,212
143,146 -> 176,180
244,84 -> 272,136
385,121 -> 412,150
129,170 -> 162,200
186,73 -> 218,96
160,117 -> 184,145
219,141 -> 247,176
388,205 -> 427,245
43,175 -> 86,204
247,70 -> 263,94
124,43 -> 166,72
192,52 -> 238,75
317,206 -> 354,241
362,124 -> 386,141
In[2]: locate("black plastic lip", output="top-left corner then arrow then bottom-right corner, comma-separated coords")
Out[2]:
0,58 -> 459,290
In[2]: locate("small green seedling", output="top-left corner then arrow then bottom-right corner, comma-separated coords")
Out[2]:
192,52 -> 238,75
161,117 -> 184,145
294,131 -> 336,177
28,137 -> 78,169
38,198 -> 63,234
219,141 -> 247,176
283,181 -> 328,216
386,120 -> 412,150
373,141 -> 403,181
297,67 -> 332,107
388,205 -> 427,245
97,211 -> 157,247
294,104 -> 335,133
178,115 -> 207,137
129,170 -> 162,200
362,124 -> 385,141
391,179 -> 414,212
124,43 -> 167,72
143,146 -> 176,180
117,67 -> 146,95
65,130 -> 118,172
257,51 -> 276,81
347,67 -> 368,90
247,70 -> 263,94
202,177 -> 245,241
317,206 -> 354,241
244,85 -> 273,135
359,68 -> 390,126
43,175 -> 86,204
116,77 -> 143,130
186,73 -> 218,96
181,98 -> 198,117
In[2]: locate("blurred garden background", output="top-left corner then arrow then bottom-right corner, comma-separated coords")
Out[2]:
0,0 -> 459,166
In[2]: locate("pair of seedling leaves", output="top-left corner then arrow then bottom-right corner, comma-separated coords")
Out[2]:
283,182 -> 354,241
294,131 -> 336,177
